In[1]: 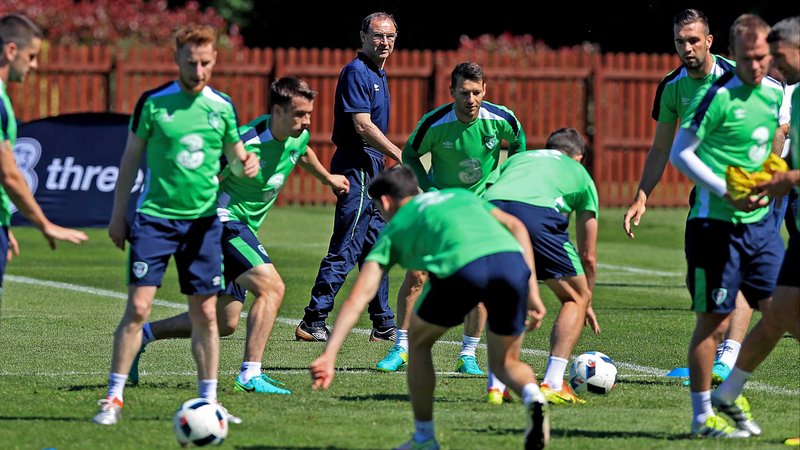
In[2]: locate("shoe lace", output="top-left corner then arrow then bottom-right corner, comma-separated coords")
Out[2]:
97,397 -> 122,411
260,373 -> 286,386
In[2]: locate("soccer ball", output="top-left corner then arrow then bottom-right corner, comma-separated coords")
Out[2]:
173,398 -> 228,447
568,351 -> 617,395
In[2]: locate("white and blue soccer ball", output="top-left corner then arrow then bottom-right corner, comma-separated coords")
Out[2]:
568,351 -> 617,395
173,398 -> 228,447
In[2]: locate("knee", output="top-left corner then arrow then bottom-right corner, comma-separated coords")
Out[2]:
126,299 -> 152,324
218,316 -> 239,336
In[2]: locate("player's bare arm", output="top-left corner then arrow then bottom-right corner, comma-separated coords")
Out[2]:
310,261 -> 386,389
624,121 -> 677,239
108,131 -> 145,250
0,139 -> 87,249
351,112 -> 402,162
298,146 -> 350,196
223,140 -> 259,178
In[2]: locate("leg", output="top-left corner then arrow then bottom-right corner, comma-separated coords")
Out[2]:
715,292 -> 753,381
93,285 -> 157,425
304,170 -> 368,329
406,313 -> 449,422
486,329 -> 550,450
238,264 -> 285,363
111,286 -> 157,376
457,303 -> 487,375
375,270 -> 425,372
539,276 -> 590,404
363,204 -> 395,333
689,312 -> 729,393
188,293 -> 219,397
734,287 -> 800,372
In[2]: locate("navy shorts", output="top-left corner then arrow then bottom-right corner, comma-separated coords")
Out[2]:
490,200 -> 583,280
221,220 -> 272,302
416,252 -> 530,336
0,226 -> 8,287
777,234 -> 799,288
684,216 -> 783,313
127,213 -> 223,295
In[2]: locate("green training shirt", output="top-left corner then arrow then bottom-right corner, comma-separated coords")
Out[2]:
131,81 -> 240,220
365,189 -> 523,278
218,114 -> 309,232
0,80 -> 16,227
652,54 -> 735,124
484,149 -> 599,217
402,101 -> 525,196
683,73 -> 784,223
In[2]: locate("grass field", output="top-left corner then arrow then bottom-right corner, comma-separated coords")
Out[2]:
0,205 -> 797,450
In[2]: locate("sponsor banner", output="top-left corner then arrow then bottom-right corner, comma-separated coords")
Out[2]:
11,113 -> 144,228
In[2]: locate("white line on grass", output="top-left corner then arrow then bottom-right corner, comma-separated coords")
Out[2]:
6,274 -> 797,397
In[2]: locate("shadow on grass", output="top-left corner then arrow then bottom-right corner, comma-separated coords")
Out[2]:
60,380 -> 196,392
237,447 -> 383,450
469,424 -> 682,440
0,414 -> 168,422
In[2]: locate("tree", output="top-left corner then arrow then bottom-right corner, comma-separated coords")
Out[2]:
0,0 -> 242,48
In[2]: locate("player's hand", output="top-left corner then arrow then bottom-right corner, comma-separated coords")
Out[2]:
108,215 -> 129,250
6,229 -> 19,262
584,305 -> 600,334
241,152 -> 260,178
525,292 -> 546,331
623,200 -> 646,239
753,170 -> 796,200
310,353 -> 335,390
42,223 -> 88,250
723,193 -> 768,212
329,175 -> 350,196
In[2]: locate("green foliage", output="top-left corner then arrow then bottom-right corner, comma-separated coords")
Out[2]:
0,0 -> 242,48
0,206 -> 797,449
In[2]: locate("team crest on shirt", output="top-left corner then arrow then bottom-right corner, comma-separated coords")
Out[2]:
177,134 -> 205,169
748,127 -> 770,162
289,150 -> 300,164
483,135 -> 499,150
208,111 -> 222,130
711,288 -> 728,305
132,261 -> 148,279
262,174 -> 286,202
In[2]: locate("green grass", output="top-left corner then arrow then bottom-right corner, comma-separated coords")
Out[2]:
0,206 -> 797,449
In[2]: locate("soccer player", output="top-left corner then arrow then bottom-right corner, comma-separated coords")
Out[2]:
712,16 -> 799,444
128,76 -> 349,394
669,14 -> 785,438
0,14 -> 87,298
376,61 -> 527,376
483,128 -> 600,406
297,12 -> 401,343
622,8 -> 749,385
310,166 -> 549,450
93,24 -> 259,425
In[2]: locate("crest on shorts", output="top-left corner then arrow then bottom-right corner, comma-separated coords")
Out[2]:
258,245 -> 268,256
711,288 -> 728,305
212,276 -> 221,287
132,261 -> 148,279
